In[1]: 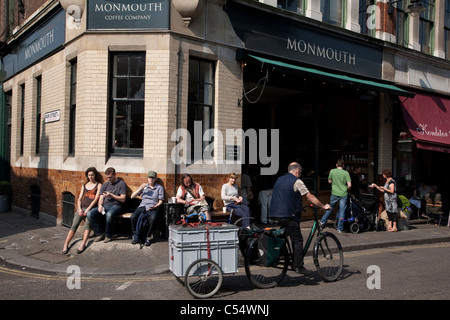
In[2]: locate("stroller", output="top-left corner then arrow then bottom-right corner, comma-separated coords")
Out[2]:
335,196 -> 375,234
360,193 -> 379,231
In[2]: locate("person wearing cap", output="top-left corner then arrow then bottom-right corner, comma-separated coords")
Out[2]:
130,171 -> 165,246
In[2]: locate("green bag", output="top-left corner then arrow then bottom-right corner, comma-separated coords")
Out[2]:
257,229 -> 285,267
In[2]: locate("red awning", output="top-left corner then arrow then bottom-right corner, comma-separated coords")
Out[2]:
400,92 -> 450,153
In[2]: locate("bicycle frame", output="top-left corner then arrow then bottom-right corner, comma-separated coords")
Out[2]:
302,208 -> 323,256
281,206 -> 331,264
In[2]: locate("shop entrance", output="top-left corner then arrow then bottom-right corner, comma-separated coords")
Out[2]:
242,58 -> 378,208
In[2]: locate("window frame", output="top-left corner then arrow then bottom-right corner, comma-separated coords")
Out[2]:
68,59 -> 77,156
35,75 -> 42,156
395,1 -> 409,47
445,0 -> 450,59
108,52 -> 146,157
20,84 -> 25,157
187,57 -> 216,164
359,0 -> 376,37
418,0 -> 435,54
321,0 -> 345,27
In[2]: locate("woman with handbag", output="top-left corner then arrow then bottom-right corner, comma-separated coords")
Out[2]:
370,169 -> 398,232
221,173 -> 251,229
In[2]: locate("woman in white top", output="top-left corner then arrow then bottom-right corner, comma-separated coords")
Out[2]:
221,173 -> 251,229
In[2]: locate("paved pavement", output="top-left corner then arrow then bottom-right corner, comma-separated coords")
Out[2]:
1,208 -> 449,276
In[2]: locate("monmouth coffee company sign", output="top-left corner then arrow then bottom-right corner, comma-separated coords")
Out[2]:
87,0 -> 169,30
225,1 -> 382,79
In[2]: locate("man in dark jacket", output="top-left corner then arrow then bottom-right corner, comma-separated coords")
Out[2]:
270,162 -> 330,274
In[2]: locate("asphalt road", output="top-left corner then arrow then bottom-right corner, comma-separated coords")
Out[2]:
1,242 -> 449,305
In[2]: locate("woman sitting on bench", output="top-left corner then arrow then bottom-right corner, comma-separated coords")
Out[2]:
221,173 -> 251,229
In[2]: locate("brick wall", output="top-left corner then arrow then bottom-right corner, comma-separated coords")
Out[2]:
10,166 -> 232,223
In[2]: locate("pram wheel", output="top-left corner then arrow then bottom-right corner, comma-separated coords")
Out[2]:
350,222 -> 360,234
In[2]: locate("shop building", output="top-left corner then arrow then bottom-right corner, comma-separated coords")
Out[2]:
0,0 -> 449,223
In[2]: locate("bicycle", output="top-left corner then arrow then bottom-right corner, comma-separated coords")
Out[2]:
241,205 -> 344,289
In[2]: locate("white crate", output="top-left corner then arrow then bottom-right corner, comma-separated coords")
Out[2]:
169,224 -> 239,277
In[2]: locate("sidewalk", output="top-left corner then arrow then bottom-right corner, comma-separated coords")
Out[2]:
1,208 -> 450,276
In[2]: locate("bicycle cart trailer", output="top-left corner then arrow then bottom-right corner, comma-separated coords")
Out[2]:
169,223 -> 239,299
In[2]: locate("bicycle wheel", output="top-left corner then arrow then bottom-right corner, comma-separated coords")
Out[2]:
313,232 -> 344,282
244,240 -> 289,289
184,259 -> 223,299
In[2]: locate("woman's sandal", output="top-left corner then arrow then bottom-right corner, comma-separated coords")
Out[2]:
76,245 -> 86,254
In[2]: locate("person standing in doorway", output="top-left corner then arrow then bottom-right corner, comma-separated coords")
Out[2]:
320,159 -> 351,233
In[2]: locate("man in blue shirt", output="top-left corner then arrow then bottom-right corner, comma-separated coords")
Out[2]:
130,171 -> 165,246
270,162 -> 330,274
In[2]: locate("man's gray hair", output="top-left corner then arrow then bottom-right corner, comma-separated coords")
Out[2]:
288,162 -> 302,173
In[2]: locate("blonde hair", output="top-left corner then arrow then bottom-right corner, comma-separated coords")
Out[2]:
228,173 -> 237,181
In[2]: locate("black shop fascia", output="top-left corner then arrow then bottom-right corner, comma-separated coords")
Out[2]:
225,0 -> 413,195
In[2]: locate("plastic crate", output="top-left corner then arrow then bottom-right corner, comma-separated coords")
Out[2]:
169,223 -> 239,245
169,224 -> 239,277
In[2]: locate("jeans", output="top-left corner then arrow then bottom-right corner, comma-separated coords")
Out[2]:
258,189 -> 272,224
321,194 -> 348,231
130,206 -> 158,241
226,203 -> 251,228
87,204 -> 123,238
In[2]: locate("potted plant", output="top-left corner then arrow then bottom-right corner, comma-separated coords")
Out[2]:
0,181 -> 12,213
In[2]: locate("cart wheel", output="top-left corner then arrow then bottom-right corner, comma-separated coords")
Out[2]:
350,222 -> 360,234
184,258 -> 223,299
174,275 -> 185,286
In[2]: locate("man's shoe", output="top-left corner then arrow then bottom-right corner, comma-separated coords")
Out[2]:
94,234 -> 105,242
295,266 -> 312,276
104,237 -> 112,243
144,239 -> 151,246
131,239 -> 138,245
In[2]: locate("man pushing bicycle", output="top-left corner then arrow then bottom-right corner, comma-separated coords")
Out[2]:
269,162 -> 331,275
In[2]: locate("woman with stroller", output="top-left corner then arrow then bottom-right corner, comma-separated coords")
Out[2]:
370,169 -> 398,232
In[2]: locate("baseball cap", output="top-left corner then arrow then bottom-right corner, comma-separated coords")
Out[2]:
147,171 -> 157,178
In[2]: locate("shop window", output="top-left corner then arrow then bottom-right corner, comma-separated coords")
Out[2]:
69,59 -> 77,156
321,0 -> 344,27
35,76 -> 41,155
109,52 -> 145,156
62,192 -> 75,228
188,57 -> 215,163
419,0 -> 435,54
